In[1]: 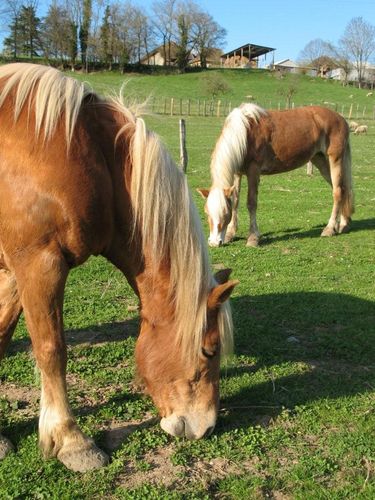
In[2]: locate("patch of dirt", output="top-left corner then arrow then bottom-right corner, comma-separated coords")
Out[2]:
0,382 -> 39,418
116,445 -> 245,491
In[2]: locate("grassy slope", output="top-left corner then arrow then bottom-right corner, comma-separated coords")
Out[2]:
0,68 -> 374,499
74,67 -> 375,113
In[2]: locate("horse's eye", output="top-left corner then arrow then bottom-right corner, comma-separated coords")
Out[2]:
202,346 -> 217,358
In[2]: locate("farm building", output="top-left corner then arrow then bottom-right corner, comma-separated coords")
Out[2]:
190,48 -> 223,68
140,42 -> 181,66
220,43 -> 275,68
271,59 -> 318,76
328,63 -> 375,86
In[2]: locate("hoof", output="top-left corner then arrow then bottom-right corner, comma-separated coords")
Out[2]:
57,443 -> 109,472
0,435 -> 14,460
338,225 -> 350,234
321,226 -> 337,237
246,235 -> 260,247
224,233 -> 234,244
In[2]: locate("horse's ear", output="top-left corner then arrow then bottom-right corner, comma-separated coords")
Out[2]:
208,280 -> 239,309
223,185 -> 235,198
214,268 -> 232,284
197,188 -> 209,199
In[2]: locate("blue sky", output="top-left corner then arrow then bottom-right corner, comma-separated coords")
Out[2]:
201,0 -> 375,63
1,0 -> 374,64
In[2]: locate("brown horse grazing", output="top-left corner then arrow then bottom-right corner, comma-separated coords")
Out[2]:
0,63 -> 237,471
198,103 -> 354,247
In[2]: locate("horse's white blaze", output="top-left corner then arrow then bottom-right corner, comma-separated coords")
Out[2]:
206,188 -> 229,246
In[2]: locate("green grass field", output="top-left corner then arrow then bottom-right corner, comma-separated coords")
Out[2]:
0,68 -> 374,498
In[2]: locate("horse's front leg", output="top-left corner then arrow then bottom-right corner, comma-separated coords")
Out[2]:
246,166 -> 261,247
15,246 -> 108,472
225,174 -> 241,243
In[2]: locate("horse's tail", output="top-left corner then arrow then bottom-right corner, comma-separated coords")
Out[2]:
342,140 -> 355,220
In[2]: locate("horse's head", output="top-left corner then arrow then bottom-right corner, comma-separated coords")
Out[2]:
197,187 -> 235,247
135,269 -> 237,440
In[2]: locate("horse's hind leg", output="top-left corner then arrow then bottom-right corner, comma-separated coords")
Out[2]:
14,245 -> 108,472
0,266 -> 22,459
312,154 -> 338,236
321,154 -> 346,237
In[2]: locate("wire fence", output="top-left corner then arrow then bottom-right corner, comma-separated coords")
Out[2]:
130,96 -> 375,121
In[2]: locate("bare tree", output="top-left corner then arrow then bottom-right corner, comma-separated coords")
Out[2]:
41,1 -> 74,63
191,8 -> 226,68
152,0 -> 177,66
298,39 -> 332,66
326,42 -> 352,86
340,17 -> 375,87
130,6 -> 152,64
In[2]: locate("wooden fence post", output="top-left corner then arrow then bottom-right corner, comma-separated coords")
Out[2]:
217,100 -> 221,117
306,161 -> 313,176
170,98 -> 174,116
179,119 -> 188,173
348,103 -> 353,119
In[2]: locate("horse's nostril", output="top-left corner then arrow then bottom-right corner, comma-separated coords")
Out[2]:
204,426 -> 214,437
218,240 -> 223,246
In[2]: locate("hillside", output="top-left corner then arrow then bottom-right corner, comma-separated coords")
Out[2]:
73,68 -> 374,117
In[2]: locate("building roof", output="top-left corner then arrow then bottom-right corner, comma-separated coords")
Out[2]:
221,43 -> 275,60
274,59 -> 299,68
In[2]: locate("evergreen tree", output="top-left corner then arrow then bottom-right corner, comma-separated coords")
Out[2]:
100,5 -> 112,69
68,22 -> 78,70
79,0 -> 92,70
18,4 -> 41,58
3,12 -> 21,58
176,14 -> 190,71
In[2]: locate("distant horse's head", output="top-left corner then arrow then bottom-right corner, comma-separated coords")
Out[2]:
135,268 -> 237,440
197,187 -> 235,247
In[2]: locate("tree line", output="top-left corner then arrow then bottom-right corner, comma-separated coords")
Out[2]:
1,0 -> 226,71
298,17 -> 375,88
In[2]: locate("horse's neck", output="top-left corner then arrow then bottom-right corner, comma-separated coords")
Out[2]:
135,260 -> 174,326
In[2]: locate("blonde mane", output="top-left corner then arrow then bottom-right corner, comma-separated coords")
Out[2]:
0,62 -> 233,365
210,103 -> 267,188
128,109 -> 233,364
0,63 -> 93,146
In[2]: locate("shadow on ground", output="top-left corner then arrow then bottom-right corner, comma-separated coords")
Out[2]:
230,217 -> 375,245
216,291 -> 375,433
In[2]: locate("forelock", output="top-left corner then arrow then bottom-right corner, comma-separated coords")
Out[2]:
207,188 -> 229,218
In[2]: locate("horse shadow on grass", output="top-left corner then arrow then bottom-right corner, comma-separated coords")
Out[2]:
231,217 -> 375,246
3,291 -> 375,450
216,291 -> 375,433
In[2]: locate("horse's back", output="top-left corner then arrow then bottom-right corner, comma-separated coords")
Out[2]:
254,106 -> 348,172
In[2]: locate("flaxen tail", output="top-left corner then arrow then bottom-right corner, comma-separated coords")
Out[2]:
342,141 -> 354,221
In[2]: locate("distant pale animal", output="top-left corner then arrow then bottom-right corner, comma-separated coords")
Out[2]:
198,104 -> 354,247
349,120 -> 359,131
354,125 -> 368,134
366,92 -> 373,97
